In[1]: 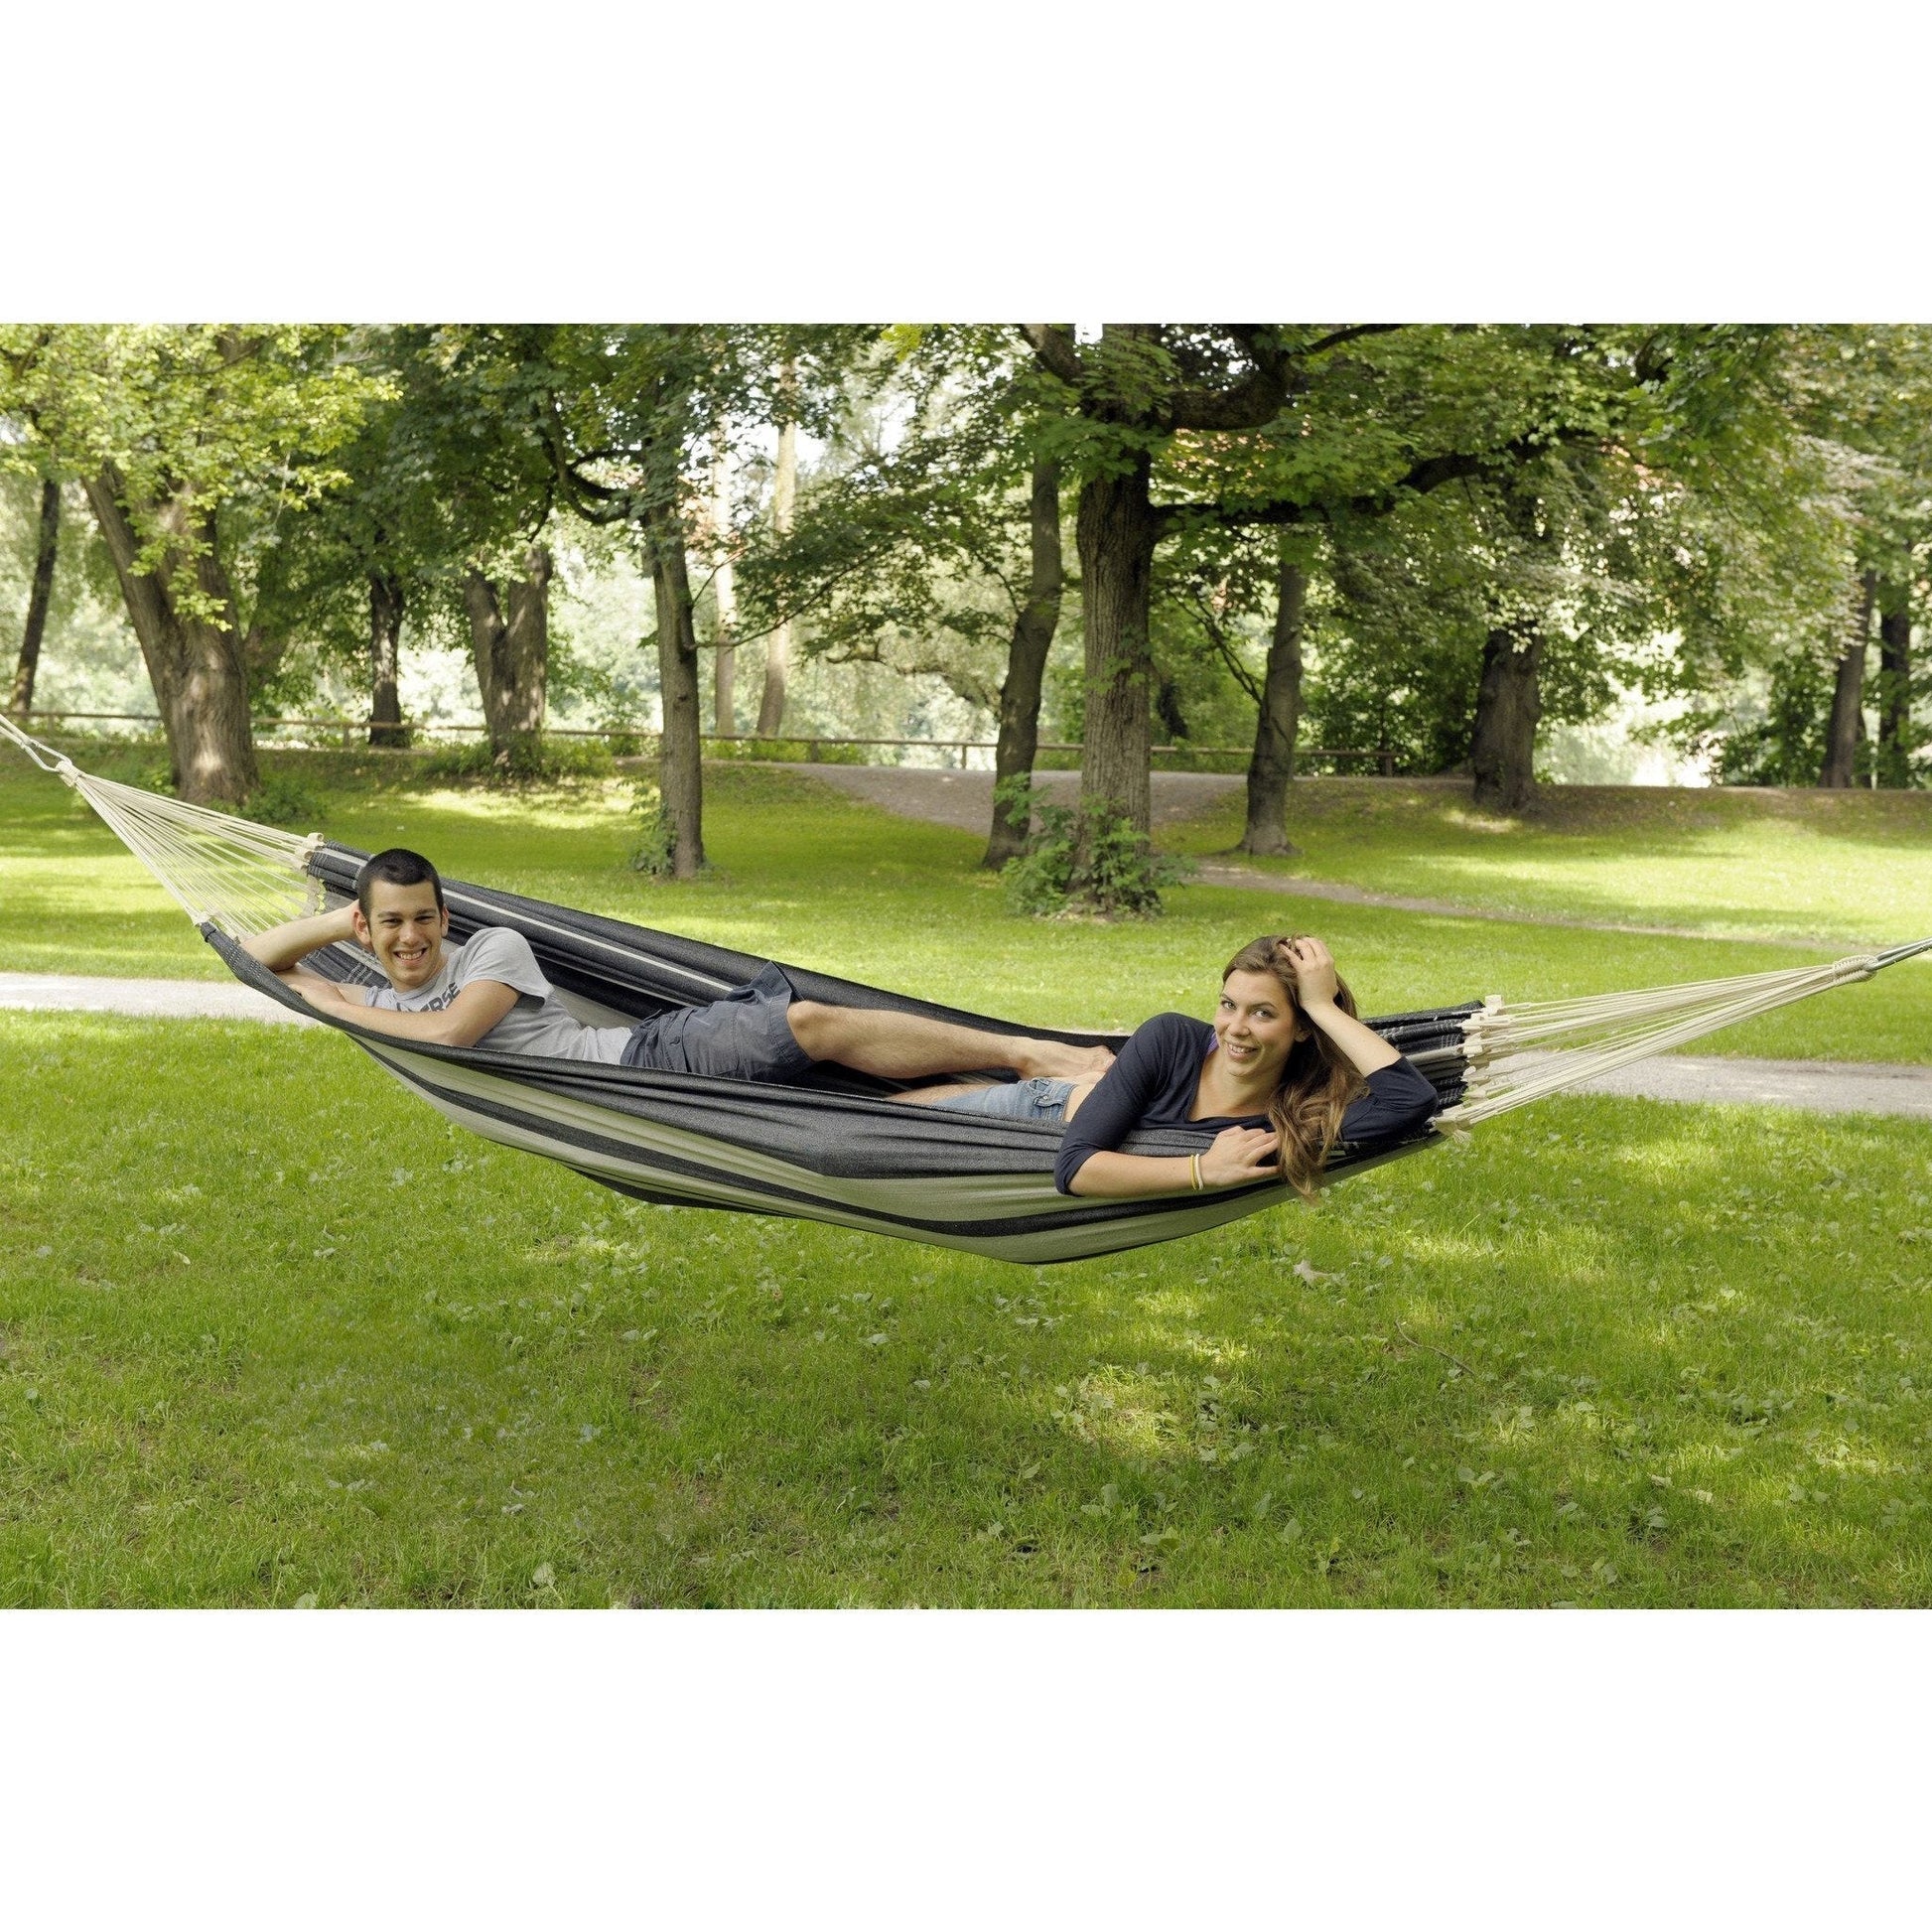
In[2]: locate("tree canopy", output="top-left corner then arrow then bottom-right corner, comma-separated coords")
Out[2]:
4,322 -> 1926,859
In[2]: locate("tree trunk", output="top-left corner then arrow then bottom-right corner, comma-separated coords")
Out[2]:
368,571 -> 407,748
982,459 -> 1063,870
757,406 -> 797,737
1876,586 -> 1911,788
1239,550 -> 1306,856
1819,571 -> 1874,788
710,436 -> 738,736
9,478 -> 61,716
1074,449 -> 1159,839
463,546 -> 551,769
647,506 -> 706,878
1469,624 -> 1544,811
83,468 -> 258,805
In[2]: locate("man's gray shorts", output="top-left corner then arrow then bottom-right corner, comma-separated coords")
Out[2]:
620,963 -> 815,1082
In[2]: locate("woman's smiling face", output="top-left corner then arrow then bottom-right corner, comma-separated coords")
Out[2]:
1214,968 -> 1304,1082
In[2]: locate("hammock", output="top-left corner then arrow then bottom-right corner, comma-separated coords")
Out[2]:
7,715 -> 1928,1264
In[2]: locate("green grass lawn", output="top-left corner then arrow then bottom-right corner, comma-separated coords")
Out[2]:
4,744 -> 1932,1605
4,744 -> 1930,1061
4,1010 -> 1929,1606
1170,775 -> 1932,949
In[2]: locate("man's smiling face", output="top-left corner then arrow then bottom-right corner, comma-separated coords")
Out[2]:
352,878 -> 450,992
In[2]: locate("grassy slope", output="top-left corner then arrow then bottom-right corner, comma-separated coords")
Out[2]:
1169,775 -> 1932,948
4,1011 -> 1929,1607
3,746 -> 1929,1061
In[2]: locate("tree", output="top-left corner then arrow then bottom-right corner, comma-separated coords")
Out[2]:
1676,327 -> 1932,791
1820,571 -> 1875,788
250,327 -> 563,759
1266,328 -> 1861,811
463,547 -> 553,769
1241,542 -> 1307,854
367,569 -> 408,747
756,381 -> 798,737
535,324 -> 744,877
0,326 -> 379,802
8,477 -> 59,716
1877,589 -> 1913,785
707,430 -> 740,733
1016,325 -> 1633,872
984,458 -> 1065,868
733,329 -> 1075,867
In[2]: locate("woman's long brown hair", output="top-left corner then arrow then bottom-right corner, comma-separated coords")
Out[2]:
1222,934 -> 1365,1197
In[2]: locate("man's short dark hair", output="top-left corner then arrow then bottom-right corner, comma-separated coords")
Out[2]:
355,848 -> 445,918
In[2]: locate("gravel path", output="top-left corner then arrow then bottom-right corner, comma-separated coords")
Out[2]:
6,971 -> 1930,1121
0,973 -> 318,1027
791,765 -> 1787,940
799,763 -> 1246,834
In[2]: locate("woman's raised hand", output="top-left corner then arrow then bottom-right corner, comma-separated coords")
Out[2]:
1199,1124 -> 1281,1188
1277,935 -> 1338,1011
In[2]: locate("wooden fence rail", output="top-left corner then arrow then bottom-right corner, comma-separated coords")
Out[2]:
10,711 -> 1399,775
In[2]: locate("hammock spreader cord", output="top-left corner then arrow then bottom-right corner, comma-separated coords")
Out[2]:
6,712 -> 1928,1131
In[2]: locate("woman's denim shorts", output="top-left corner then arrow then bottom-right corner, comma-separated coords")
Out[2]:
929,1076 -> 1073,1124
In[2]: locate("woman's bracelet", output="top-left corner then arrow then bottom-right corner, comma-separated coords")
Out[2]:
1190,1153 -> 1204,1192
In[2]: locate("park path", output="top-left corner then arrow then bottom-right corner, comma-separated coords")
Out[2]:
5,970 -> 1931,1122
0,972 -> 319,1028
793,763 -> 1794,942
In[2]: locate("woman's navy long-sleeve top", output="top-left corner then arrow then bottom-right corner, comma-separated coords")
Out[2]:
1053,1011 -> 1440,1194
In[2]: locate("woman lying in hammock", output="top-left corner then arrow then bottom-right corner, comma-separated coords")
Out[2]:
897,935 -> 1440,1198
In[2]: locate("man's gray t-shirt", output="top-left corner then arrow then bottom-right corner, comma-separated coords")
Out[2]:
365,927 -> 634,1063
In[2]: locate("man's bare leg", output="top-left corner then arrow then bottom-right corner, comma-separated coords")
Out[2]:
786,1002 -> 1113,1082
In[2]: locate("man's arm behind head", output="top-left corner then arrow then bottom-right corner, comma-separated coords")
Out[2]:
241,904 -> 361,975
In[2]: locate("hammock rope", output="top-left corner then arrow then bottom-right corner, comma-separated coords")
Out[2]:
1439,944 -> 1932,1125
7,712 -> 1927,1261
0,717 -> 325,935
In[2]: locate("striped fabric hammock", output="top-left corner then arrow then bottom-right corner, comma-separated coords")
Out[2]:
7,715 -> 1928,1264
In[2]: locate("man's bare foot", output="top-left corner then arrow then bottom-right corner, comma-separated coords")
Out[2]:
1015,1038 -> 1116,1081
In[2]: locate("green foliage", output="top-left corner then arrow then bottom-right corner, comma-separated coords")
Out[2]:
0,326 -> 387,623
704,735 -> 868,765
247,770 -> 328,827
626,774 -> 676,877
1709,654 -> 1833,786
1002,794 -> 1191,919
420,735 -> 616,785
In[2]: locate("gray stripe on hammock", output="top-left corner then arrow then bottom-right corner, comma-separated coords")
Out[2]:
364,1042 -> 1274,1236
364,1038 -> 1443,1259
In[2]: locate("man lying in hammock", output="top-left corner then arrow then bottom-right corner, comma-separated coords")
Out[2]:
895,933 -> 1441,1199
242,848 -> 1115,1089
